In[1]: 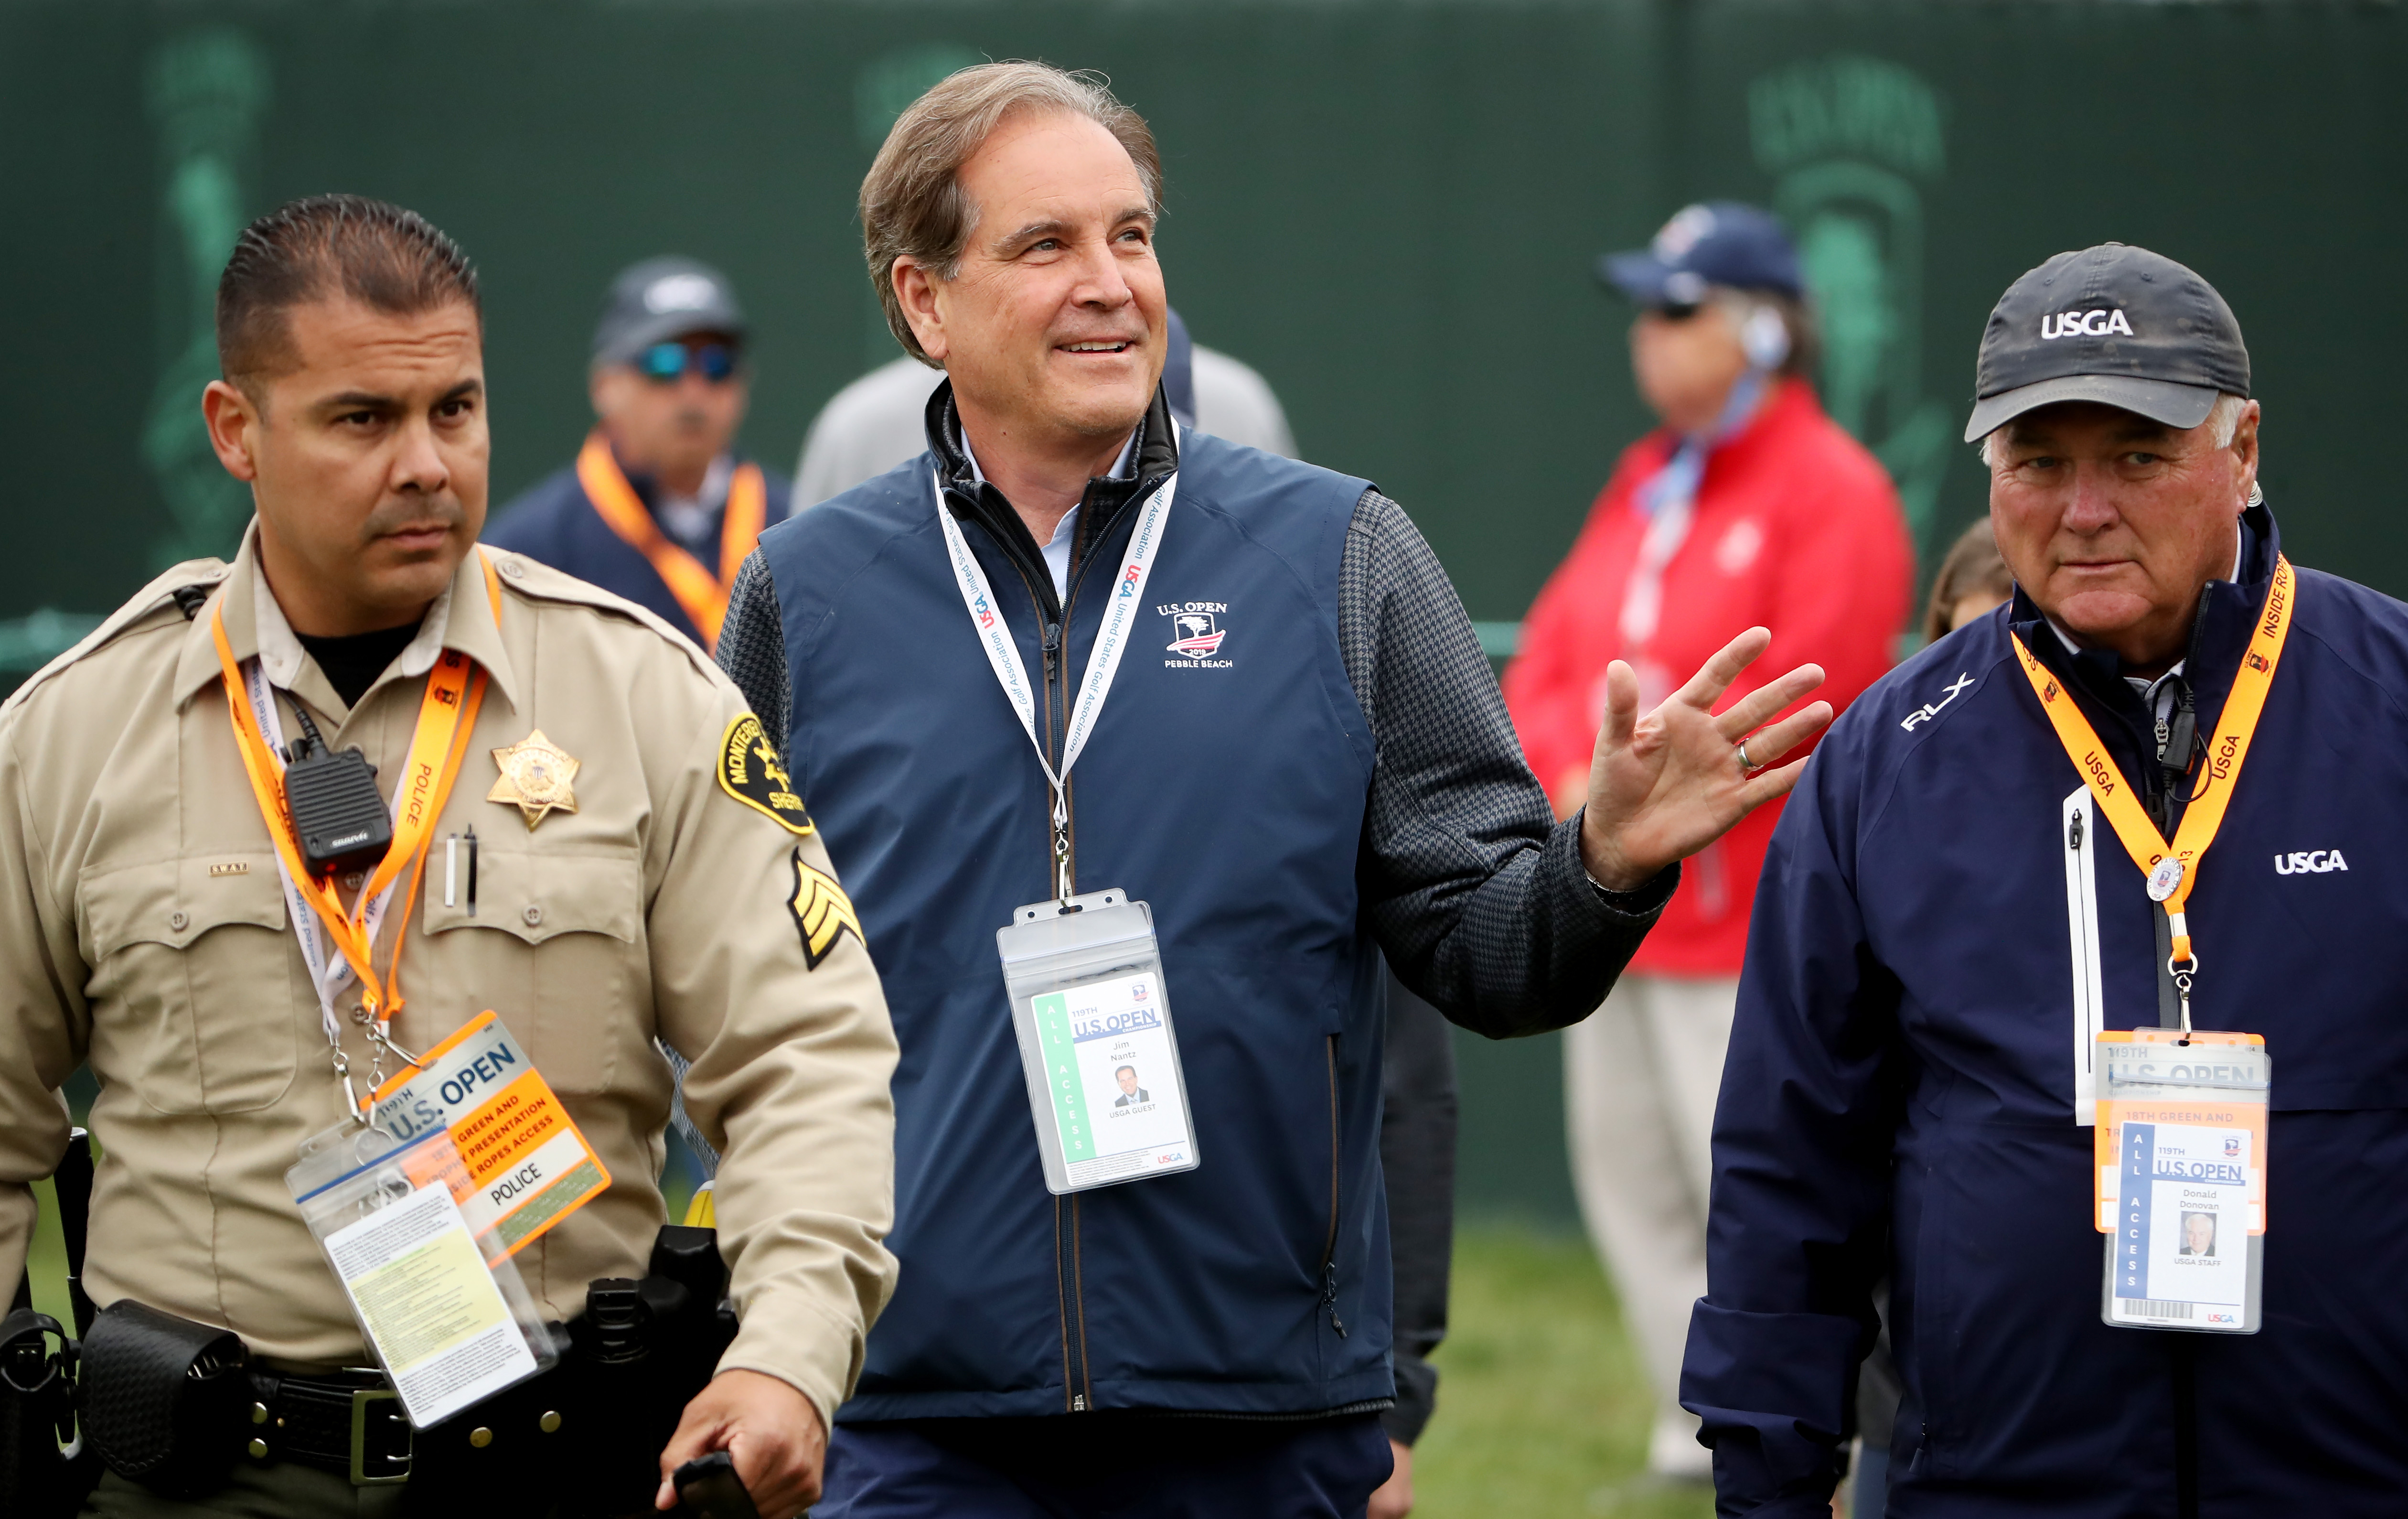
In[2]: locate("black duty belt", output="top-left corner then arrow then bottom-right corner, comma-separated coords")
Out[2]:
243,1368 -> 414,1486
64,1225 -> 735,1506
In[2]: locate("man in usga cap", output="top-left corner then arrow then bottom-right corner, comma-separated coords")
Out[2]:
486,257 -> 795,653
1685,241 -> 2408,1513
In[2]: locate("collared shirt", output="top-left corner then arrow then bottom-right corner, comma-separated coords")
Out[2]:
959,427 -> 1139,600
0,527 -> 899,1422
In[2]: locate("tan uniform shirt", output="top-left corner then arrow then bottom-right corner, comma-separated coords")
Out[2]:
0,528 -> 898,1425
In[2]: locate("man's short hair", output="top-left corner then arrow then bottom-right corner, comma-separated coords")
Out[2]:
860,61 -> 1163,367
217,194 -> 481,392
1977,392 -> 2248,470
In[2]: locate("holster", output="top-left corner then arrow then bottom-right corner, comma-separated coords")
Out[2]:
402,1224 -> 738,1517
66,1225 -> 737,1516
79,1300 -> 251,1497
0,1309 -> 99,1519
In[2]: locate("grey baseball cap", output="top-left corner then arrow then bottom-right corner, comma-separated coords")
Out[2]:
1963,243 -> 2249,443
592,256 -> 747,366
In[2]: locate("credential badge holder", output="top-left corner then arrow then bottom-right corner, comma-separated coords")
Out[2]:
2094,1029 -> 2268,1335
998,890 -> 1200,1195
288,1122 -> 559,1428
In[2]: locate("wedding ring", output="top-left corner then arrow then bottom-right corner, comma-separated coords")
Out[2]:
1736,737 -> 1757,773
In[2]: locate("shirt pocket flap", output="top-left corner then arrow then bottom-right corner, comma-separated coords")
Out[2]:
422,850 -> 641,946
81,854 -> 286,958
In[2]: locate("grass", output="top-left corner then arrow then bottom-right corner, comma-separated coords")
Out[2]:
1414,1221 -> 1715,1519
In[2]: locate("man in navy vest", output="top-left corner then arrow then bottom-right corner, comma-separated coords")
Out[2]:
486,257 -> 793,652
714,63 -> 1831,1519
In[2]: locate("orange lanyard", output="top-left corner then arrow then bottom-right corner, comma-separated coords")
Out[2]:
575,433 -> 765,650
212,554 -> 504,1074
2012,555 -> 2295,1025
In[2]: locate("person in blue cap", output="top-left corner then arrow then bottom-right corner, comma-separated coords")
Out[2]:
1503,200 -> 1911,1485
484,257 -> 796,653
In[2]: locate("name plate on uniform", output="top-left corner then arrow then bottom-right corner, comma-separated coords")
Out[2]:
369,1011 -> 611,1256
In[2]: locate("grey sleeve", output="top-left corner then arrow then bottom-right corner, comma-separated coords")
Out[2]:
1343,489 -> 1674,1040
717,549 -> 791,753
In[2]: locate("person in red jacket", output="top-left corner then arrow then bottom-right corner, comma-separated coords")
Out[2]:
1502,202 -> 1910,1484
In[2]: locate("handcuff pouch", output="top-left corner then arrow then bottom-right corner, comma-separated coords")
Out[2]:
80,1300 -> 250,1496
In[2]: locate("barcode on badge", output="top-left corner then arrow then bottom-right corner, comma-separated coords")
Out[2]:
2117,1298 -> 2194,1320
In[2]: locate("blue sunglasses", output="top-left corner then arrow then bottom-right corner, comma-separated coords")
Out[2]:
638,341 -> 739,384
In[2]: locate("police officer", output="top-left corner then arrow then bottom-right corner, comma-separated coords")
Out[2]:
1688,244 -> 2408,1512
485,257 -> 795,653
716,64 -> 1831,1518
0,196 -> 897,1517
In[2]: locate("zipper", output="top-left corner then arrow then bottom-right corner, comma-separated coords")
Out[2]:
1049,548 -> 1098,1407
958,471 -> 1167,1412
955,496 -> 1091,1412
1068,1195 -> 1093,1411
1002,549 -> 1090,1413
1041,491 -> 1157,905
1319,1034 -> 1347,1338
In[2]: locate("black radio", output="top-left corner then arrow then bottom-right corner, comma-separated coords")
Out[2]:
280,704 -> 391,877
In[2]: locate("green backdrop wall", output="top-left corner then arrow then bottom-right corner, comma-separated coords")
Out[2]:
5,0 -> 2401,1220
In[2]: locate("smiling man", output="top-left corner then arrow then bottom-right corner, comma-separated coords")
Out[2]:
1685,243 -> 2408,1516
713,63 -> 1833,1519
0,196 -> 898,1518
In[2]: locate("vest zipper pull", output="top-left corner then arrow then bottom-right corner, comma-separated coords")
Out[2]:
1043,622 -> 1061,684
1321,1259 -> 1348,1337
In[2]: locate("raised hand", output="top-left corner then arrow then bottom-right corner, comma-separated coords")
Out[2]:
1578,627 -> 1830,891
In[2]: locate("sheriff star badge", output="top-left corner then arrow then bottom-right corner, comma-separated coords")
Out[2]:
489,729 -> 580,829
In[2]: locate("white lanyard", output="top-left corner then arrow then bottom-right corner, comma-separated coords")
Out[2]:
934,465 -> 1178,903
241,660 -> 407,1076
1617,369 -> 1771,661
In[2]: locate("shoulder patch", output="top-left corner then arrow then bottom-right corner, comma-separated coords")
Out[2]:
717,713 -> 814,835
790,851 -> 864,968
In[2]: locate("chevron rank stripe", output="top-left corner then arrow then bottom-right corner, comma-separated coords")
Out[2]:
790,851 -> 864,969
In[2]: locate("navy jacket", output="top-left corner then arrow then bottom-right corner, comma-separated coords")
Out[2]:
484,452 -> 793,647
1687,506 -> 2408,1515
